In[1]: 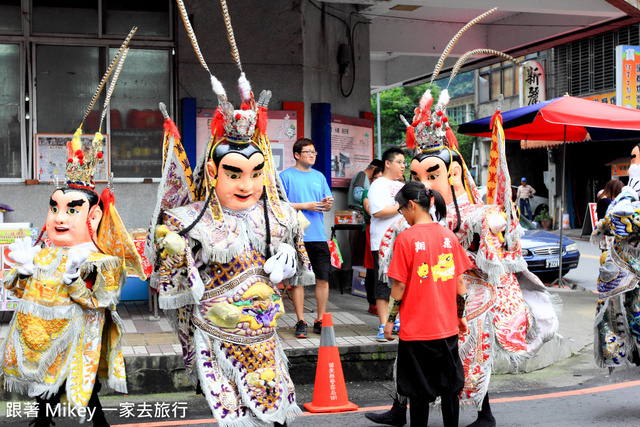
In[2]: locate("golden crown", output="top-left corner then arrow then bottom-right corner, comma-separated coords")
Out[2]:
64,27 -> 135,189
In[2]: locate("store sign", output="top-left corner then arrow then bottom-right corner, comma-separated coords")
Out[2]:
520,61 -> 545,107
615,45 -> 640,109
584,92 -> 616,104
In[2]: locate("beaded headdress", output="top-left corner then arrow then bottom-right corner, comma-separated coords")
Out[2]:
175,0 -> 286,225
65,27 -> 136,191
400,8 -> 497,155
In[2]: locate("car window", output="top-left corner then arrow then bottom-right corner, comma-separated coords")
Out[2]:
519,215 -> 537,230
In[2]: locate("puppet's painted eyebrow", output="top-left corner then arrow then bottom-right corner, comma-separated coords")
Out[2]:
221,164 -> 243,173
67,199 -> 86,208
253,162 -> 265,171
50,198 -> 57,207
426,165 -> 441,173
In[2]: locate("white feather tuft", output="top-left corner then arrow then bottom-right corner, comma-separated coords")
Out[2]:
438,89 -> 450,107
419,89 -> 432,110
238,72 -> 252,102
210,74 -> 225,97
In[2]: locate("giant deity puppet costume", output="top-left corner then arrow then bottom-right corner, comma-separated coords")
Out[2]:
591,144 -> 640,370
145,1 -> 314,425
367,15 -> 561,425
0,28 -> 145,427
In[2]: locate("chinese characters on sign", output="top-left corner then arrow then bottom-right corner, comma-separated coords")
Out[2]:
615,45 -> 640,109
328,361 -> 338,401
520,61 -> 546,107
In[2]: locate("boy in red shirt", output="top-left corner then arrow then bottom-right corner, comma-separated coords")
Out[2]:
385,181 -> 471,426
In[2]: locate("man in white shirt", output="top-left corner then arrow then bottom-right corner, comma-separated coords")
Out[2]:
368,147 -> 405,341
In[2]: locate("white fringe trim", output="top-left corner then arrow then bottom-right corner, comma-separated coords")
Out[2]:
194,330 -> 299,426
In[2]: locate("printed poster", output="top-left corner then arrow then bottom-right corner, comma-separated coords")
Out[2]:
330,115 -> 374,187
35,134 -> 110,183
0,225 -> 36,311
196,109 -> 298,173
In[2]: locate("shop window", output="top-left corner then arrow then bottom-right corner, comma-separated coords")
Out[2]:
33,0 -> 98,35
35,45 -> 170,179
104,0 -> 170,37
447,105 -> 467,125
0,44 -> 21,179
35,46 -> 102,134
0,0 -> 21,32
109,48 -> 171,178
479,63 -> 520,103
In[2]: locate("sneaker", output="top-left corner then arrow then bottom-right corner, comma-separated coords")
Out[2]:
376,324 -> 386,342
313,319 -> 322,334
295,320 -> 308,338
392,319 -> 400,334
367,304 -> 379,316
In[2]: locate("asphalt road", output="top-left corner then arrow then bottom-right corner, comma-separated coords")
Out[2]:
563,238 -> 601,291
2,346 -> 639,426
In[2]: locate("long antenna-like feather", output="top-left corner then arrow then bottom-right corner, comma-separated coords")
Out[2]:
219,0 -> 243,72
447,49 -> 527,86
176,0 -> 212,75
430,8 -> 497,86
81,26 -> 136,124
99,48 -> 129,131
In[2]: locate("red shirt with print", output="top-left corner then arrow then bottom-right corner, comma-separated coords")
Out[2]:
387,222 -> 472,341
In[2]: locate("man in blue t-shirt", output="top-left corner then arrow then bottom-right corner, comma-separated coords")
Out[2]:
280,138 -> 333,338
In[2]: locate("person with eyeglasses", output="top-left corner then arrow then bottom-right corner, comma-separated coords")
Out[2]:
279,138 -> 333,338
367,147 -> 406,341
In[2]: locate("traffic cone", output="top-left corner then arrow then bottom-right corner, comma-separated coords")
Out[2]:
303,313 -> 358,413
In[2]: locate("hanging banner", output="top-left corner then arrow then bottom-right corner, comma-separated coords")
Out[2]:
615,45 -> 640,109
519,60 -> 545,107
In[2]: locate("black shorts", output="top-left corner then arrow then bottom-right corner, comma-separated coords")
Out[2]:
397,335 -> 464,400
372,250 -> 391,299
304,241 -> 331,282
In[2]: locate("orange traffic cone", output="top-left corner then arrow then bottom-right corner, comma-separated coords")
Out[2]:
303,313 -> 358,413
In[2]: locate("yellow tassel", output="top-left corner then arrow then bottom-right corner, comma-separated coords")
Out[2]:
71,127 -> 83,152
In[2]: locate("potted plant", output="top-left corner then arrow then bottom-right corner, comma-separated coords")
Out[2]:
534,209 -> 553,230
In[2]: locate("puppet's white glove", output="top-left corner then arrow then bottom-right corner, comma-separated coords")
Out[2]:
8,237 -> 41,276
63,248 -> 90,285
263,243 -> 297,284
627,164 -> 640,199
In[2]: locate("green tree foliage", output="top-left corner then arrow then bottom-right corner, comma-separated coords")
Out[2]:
370,78 -> 475,169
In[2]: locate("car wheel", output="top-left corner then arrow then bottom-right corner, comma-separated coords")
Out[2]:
534,204 -> 549,219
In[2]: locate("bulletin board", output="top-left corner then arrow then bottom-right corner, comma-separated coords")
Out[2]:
35,134 -> 110,183
195,110 -> 298,173
330,115 -> 374,187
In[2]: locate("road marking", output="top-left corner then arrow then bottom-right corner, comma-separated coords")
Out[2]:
112,380 -> 640,425
581,254 -> 600,260
491,379 -> 640,402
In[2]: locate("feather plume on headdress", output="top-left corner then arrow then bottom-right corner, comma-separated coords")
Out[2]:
430,8 -> 497,86
401,9 -> 497,156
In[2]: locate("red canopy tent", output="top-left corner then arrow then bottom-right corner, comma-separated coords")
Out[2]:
459,95 -> 640,284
